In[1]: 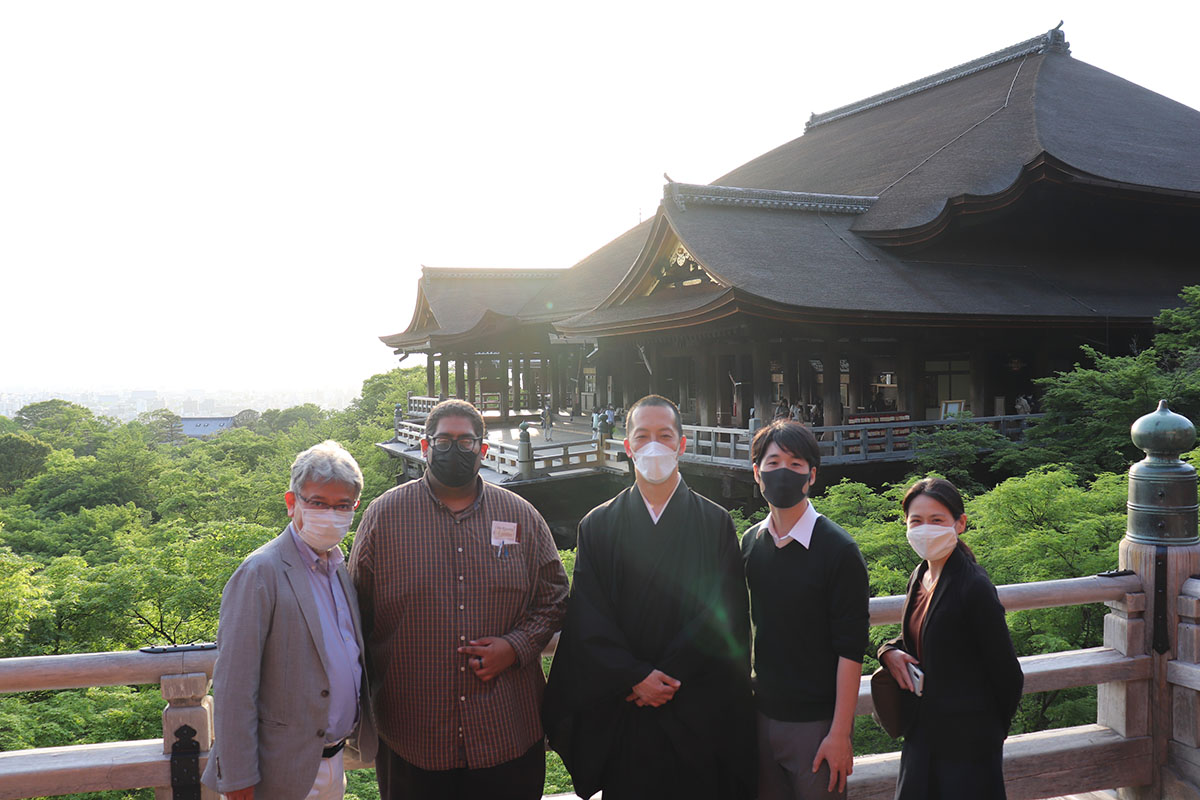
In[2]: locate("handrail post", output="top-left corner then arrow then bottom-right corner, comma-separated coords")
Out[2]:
155,671 -> 218,800
517,422 -> 534,480
1112,400 -> 1200,799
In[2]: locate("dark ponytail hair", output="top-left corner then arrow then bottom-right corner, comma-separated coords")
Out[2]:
902,477 -> 976,562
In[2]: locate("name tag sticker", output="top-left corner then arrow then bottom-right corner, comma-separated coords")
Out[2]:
491,521 -> 520,547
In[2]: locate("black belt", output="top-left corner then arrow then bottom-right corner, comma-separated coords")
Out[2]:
322,739 -> 346,759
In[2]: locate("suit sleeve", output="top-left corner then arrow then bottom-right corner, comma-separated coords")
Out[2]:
501,511 -> 569,666
967,572 -> 1024,725
210,561 -> 273,792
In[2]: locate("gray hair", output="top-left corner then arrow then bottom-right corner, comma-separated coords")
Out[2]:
289,440 -> 364,497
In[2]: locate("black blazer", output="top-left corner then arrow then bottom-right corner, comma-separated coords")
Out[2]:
879,545 -> 1023,757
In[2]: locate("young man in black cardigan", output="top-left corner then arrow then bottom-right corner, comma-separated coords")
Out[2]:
742,421 -> 870,800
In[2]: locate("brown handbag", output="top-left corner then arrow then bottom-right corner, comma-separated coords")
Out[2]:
870,666 -> 916,738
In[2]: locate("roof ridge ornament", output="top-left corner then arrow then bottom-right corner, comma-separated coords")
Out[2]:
805,25 -> 1071,132
665,182 -> 877,214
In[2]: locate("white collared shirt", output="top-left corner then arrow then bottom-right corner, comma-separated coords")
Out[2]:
642,473 -> 682,524
765,500 -> 822,549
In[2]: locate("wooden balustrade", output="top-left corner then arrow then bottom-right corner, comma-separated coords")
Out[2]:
0,570 -> 1158,799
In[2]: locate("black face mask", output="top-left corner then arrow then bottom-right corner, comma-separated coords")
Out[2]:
428,446 -> 479,488
759,468 -> 810,509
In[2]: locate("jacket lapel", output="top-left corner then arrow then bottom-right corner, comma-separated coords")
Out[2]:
280,529 -> 333,681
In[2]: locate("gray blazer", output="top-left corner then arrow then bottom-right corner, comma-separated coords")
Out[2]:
201,528 -> 377,798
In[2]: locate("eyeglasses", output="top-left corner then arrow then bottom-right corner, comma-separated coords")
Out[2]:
429,435 -> 483,453
295,492 -> 357,513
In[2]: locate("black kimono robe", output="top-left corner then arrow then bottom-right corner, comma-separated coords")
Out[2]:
543,479 -> 756,800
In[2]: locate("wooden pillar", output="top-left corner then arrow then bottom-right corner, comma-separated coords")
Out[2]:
847,341 -> 866,416
521,355 -> 531,411
783,348 -> 797,412
648,345 -> 663,397
498,352 -> 510,419
899,340 -> 919,416
466,358 -> 476,405
1110,403 -> 1200,799
695,352 -> 713,427
454,355 -> 465,399
970,345 -> 988,418
822,343 -> 843,427
512,354 -> 523,411
798,349 -> 814,411
426,355 -> 435,397
438,355 -> 449,401
752,340 -> 772,428
156,672 -> 218,800
737,351 -> 753,427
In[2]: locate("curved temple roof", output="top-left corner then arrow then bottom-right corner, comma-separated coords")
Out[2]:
384,26 -> 1200,351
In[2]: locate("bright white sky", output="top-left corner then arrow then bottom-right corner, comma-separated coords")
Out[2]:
2,2 -> 1197,399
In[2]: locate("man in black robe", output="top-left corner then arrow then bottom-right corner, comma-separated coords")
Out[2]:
543,395 -> 755,800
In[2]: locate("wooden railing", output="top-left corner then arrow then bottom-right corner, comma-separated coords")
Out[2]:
851,571 -> 1150,799
0,570 -> 1156,799
393,412 -> 1040,478
407,393 -> 541,418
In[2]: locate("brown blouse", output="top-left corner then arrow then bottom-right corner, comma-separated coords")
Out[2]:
907,577 -> 937,663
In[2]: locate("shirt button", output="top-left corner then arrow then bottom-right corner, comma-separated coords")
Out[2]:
317,729 -> 326,738
459,696 -> 465,702
459,604 -> 465,610
460,635 -> 466,641
458,575 -> 464,581
457,547 -> 463,553
320,690 -> 329,697
460,666 -> 465,672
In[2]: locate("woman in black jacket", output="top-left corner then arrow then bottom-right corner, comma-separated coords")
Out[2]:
879,478 -> 1023,799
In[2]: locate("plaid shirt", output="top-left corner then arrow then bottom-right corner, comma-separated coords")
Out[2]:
349,476 -> 568,770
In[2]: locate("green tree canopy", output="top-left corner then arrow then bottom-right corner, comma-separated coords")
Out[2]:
0,432 -> 53,494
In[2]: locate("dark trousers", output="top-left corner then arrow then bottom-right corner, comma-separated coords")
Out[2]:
895,720 -> 1006,800
375,738 -> 545,800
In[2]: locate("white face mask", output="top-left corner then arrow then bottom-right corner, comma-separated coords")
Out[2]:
296,508 -> 355,552
906,523 -> 959,562
630,441 -> 679,484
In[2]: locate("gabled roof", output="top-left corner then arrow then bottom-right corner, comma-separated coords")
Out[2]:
384,27 -> 1200,349
555,191 -> 1194,335
715,27 -> 1200,236
380,267 -> 562,350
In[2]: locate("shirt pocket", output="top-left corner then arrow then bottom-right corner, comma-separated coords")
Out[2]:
485,548 -> 530,597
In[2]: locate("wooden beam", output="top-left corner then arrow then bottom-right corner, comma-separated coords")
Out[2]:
848,725 -> 1152,800
0,740 -> 210,799
855,647 -> 1151,716
869,573 -> 1142,626
0,650 -> 216,694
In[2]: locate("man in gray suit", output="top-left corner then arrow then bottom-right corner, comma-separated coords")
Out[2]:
202,440 -> 377,799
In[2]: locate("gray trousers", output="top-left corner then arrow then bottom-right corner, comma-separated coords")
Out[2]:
757,712 -> 846,800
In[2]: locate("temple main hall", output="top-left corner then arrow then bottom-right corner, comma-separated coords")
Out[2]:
381,26 -> 1200,429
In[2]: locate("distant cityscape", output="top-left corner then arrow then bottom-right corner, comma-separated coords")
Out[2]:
0,387 -> 358,422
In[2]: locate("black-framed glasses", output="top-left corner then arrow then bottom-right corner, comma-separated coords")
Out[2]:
295,492 -> 357,513
430,435 -> 483,453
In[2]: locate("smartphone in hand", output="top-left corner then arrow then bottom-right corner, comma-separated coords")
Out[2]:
906,663 -> 925,697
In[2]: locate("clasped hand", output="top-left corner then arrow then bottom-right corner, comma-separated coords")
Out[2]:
625,668 -> 681,707
457,636 -> 517,682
